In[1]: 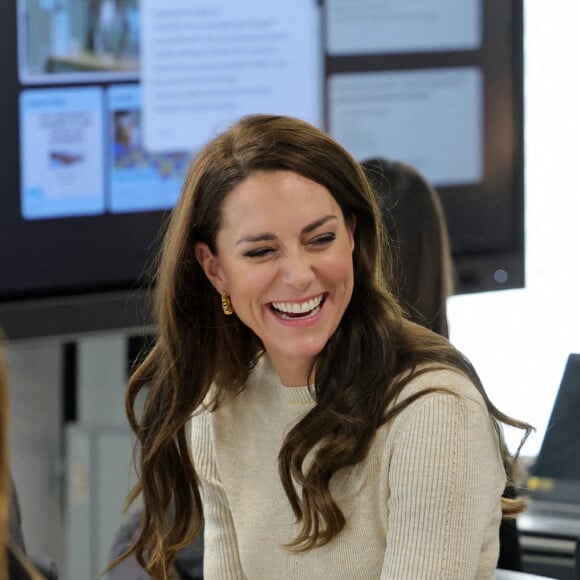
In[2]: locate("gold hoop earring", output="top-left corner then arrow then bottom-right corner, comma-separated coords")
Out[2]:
221,292 -> 234,315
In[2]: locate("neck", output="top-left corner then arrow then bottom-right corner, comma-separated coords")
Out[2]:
267,352 -> 314,388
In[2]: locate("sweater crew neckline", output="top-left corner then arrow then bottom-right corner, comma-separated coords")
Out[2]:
279,383 -> 316,406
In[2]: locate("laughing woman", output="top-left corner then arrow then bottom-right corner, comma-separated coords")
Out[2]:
117,115 -> 531,579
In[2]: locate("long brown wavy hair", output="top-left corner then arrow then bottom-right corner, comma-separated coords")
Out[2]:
120,114 -> 531,578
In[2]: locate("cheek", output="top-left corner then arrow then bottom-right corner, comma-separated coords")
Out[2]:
319,253 -> 355,291
226,265 -> 274,299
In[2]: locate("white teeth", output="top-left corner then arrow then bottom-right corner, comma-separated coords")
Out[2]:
271,295 -> 323,314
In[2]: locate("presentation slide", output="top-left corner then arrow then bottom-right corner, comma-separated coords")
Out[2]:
326,0 -> 481,55
328,67 -> 483,186
20,87 -> 106,219
140,0 -> 321,152
18,0 -> 140,85
107,85 -> 191,213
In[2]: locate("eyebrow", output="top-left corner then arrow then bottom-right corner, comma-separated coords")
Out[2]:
236,214 -> 338,245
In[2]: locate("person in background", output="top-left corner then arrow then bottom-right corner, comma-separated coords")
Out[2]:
108,508 -> 203,580
8,480 -> 25,562
361,156 -> 525,572
112,114 -> 531,579
0,346 -> 44,580
361,157 -> 453,338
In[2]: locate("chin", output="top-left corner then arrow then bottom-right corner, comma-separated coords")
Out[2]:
286,339 -> 329,361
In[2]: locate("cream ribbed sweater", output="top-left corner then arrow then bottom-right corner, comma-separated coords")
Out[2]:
189,355 -> 505,579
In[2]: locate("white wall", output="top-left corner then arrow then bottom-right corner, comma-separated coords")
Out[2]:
448,0 -> 580,456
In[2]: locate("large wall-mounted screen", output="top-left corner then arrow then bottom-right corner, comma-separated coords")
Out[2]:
0,0 -> 524,340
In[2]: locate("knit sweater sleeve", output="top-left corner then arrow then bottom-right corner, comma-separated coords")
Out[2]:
380,390 -> 504,579
189,411 -> 247,580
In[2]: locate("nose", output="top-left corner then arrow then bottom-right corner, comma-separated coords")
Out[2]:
281,251 -> 315,290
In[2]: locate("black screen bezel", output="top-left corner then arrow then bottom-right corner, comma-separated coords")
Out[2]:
0,0 -> 524,340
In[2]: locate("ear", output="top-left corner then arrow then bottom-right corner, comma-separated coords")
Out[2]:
347,216 -> 356,251
195,242 -> 225,294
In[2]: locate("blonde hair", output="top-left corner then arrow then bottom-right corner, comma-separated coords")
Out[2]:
0,346 -> 44,580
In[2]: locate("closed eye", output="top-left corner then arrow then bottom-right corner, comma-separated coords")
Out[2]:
243,247 -> 275,259
309,232 -> 336,246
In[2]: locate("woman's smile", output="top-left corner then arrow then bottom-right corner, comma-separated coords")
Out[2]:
269,293 -> 326,321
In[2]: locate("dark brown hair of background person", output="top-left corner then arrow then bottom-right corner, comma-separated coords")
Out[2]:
361,157 -> 453,338
362,156 -> 527,572
116,114 -> 532,578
